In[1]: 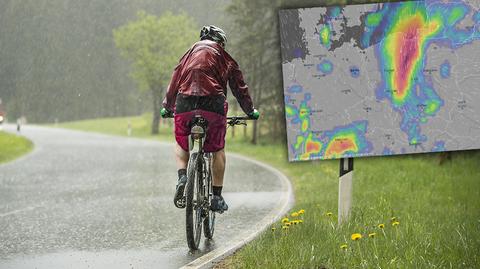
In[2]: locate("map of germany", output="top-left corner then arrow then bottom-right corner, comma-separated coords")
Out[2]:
279,0 -> 480,161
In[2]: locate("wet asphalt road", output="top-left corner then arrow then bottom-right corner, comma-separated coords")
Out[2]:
0,125 -> 285,269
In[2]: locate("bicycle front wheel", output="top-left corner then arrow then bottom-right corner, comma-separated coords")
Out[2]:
186,152 -> 203,250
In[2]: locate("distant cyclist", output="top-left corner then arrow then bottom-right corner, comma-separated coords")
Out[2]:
161,25 -> 259,213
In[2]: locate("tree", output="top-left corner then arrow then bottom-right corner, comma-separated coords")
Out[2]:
113,11 -> 196,134
226,0 -> 357,144
227,0 -> 284,144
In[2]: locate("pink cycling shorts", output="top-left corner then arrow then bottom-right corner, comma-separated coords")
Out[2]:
174,109 -> 227,153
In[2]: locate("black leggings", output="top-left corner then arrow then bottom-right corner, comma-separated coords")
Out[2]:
175,94 -> 226,116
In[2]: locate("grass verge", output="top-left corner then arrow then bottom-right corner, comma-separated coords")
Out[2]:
54,115 -> 480,268
0,131 -> 34,164
52,114 -> 172,140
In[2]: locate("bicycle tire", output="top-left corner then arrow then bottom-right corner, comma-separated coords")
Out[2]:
203,168 -> 215,239
186,152 -> 203,250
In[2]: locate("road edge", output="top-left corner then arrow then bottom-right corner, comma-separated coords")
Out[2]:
33,124 -> 294,268
179,152 -> 294,269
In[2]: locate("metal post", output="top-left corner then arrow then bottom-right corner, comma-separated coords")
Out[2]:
338,157 -> 354,225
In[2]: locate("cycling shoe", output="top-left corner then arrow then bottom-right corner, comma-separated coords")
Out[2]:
174,175 -> 187,208
210,195 -> 228,213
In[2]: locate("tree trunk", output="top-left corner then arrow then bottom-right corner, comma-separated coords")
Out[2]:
250,62 -> 259,145
151,85 -> 162,135
252,120 -> 258,145
250,34 -> 266,145
231,101 -> 237,139
272,111 -> 278,140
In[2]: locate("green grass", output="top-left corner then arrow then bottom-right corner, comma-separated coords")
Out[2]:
53,113 -> 173,140
54,115 -> 480,268
224,150 -> 480,268
0,131 -> 34,163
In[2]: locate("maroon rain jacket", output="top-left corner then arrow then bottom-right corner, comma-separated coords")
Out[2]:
162,40 -> 254,114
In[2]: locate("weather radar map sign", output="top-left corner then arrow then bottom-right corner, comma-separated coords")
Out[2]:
279,0 -> 480,161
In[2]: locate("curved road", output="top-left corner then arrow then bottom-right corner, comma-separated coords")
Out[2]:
0,125 -> 290,269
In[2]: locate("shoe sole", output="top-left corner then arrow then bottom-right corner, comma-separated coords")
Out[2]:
211,205 -> 228,214
174,184 -> 186,208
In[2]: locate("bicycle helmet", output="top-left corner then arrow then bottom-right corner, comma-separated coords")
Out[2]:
200,25 -> 227,47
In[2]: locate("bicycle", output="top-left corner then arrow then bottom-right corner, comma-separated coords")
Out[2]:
165,113 -> 255,250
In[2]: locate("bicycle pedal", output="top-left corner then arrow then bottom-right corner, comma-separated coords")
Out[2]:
175,196 -> 186,208
201,209 -> 209,218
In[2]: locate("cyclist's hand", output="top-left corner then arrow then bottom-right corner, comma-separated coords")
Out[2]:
161,108 -> 174,118
248,109 -> 260,120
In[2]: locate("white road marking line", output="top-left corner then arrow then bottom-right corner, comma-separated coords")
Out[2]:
0,205 -> 42,217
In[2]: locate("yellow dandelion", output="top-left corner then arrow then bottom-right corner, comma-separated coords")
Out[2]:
326,212 -> 333,217
298,209 -> 305,215
281,217 -> 289,224
368,233 -> 376,238
282,225 -> 289,230
285,222 -> 291,227
390,217 -> 397,222
298,220 -> 304,224
292,220 -> 299,225
392,221 -> 400,226
378,223 -> 385,229
291,212 -> 299,217
351,233 -> 362,241
340,244 -> 348,250
271,227 -> 276,232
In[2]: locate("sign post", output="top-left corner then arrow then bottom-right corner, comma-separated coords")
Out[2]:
338,157 -> 354,225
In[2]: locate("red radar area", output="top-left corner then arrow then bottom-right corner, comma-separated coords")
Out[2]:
384,10 -> 440,106
325,137 -> 358,159
394,18 -> 422,100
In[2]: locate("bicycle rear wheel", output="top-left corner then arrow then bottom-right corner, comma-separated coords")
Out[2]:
186,152 -> 204,250
203,168 -> 215,239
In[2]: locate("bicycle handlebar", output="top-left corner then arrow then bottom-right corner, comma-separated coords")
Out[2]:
226,116 -> 256,127
162,114 -> 256,126
226,116 -> 252,120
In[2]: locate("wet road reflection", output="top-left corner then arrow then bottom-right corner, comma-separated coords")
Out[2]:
0,125 -> 285,268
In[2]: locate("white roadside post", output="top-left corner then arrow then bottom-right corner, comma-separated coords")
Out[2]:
338,157 -> 354,225
127,120 -> 132,136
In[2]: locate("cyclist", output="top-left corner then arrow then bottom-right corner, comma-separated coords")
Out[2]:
161,25 -> 259,213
